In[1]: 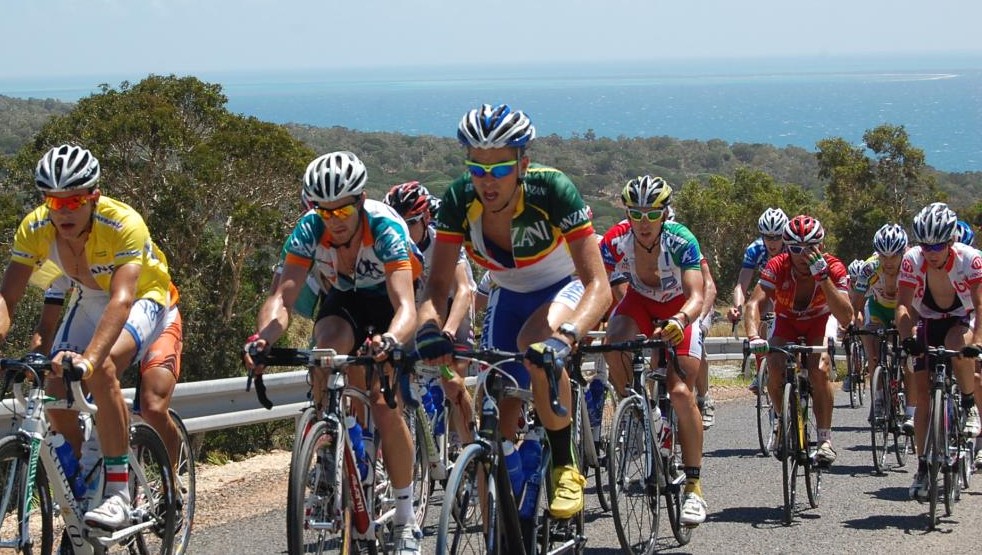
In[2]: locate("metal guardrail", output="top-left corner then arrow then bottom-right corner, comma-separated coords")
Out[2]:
0,337 -> 839,434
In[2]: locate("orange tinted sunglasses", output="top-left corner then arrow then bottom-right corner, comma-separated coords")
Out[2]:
315,201 -> 358,220
44,193 -> 98,211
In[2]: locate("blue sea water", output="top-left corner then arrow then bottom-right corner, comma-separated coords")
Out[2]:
3,56 -> 981,172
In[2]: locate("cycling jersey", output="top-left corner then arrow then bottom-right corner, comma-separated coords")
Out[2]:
898,242 -> 982,319
435,164 -> 594,292
741,238 -> 771,271
12,196 -> 173,307
416,223 -> 473,297
853,253 -> 900,309
282,199 -> 422,298
599,220 -> 702,303
758,253 -> 849,319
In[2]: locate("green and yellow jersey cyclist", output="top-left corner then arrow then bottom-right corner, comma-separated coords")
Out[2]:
0,144 -> 179,530
847,224 -> 914,430
243,151 -> 425,552
415,104 -> 612,520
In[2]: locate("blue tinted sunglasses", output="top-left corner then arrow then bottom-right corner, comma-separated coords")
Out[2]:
920,241 -> 948,252
465,159 -> 518,179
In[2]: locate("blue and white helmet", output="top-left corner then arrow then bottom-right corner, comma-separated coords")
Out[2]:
872,223 -> 908,256
457,104 -> 536,149
955,220 -> 975,247
912,202 -> 957,245
302,151 -> 367,204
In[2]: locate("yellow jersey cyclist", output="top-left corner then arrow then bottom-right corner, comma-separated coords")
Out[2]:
897,203 -> 982,501
598,175 -> 708,526
0,144 -> 180,530
382,181 -> 477,451
415,104 -> 612,520
729,208 -> 789,392
243,151 -> 425,553
846,224 -> 913,432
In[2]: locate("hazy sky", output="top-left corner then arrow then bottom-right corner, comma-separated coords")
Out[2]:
2,0 -> 981,79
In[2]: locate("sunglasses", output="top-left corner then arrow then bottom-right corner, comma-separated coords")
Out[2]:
315,201 -> 359,220
44,193 -> 98,211
465,159 -> 518,179
919,241 -> 948,252
786,244 -> 812,254
627,208 -> 665,222
762,234 -> 783,242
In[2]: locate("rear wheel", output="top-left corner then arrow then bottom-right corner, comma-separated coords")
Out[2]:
130,423 -> 177,555
848,340 -> 865,408
608,396 -> 657,555
406,409 -> 432,527
893,374 -> 912,468
593,383 -> 618,512
0,435 -> 52,555
755,360 -> 772,457
802,395 -> 821,509
662,411 -> 691,547
435,443 -> 497,555
780,383 -> 797,526
169,409 -> 196,555
870,367 -> 890,474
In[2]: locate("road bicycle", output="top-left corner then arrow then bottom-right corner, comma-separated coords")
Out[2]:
435,348 -> 585,555
605,337 -> 692,554
0,354 -> 177,554
739,314 -> 776,457
765,339 -> 834,526
251,345 -> 425,554
858,328 -> 912,473
920,347 -> 975,531
843,328 -> 867,408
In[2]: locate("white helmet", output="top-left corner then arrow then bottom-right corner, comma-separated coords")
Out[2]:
35,144 -> 100,192
847,259 -> 865,280
302,151 -> 367,204
872,224 -> 908,256
457,104 -> 536,149
912,202 -> 957,244
757,208 -> 789,236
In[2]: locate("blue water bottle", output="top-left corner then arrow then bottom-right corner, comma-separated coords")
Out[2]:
518,430 -> 543,519
503,440 -> 525,499
345,417 -> 369,481
429,383 -> 446,436
50,433 -> 85,499
585,378 -> 606,429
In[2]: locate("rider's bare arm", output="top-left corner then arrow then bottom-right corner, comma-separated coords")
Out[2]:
0,262 -> 33,344
744,283 -> 772,339
565,233 -> 613,339
443,259 -> 474,336
729,267 -> 755,322
417,239 -> 460,329
384,266 -> 418,345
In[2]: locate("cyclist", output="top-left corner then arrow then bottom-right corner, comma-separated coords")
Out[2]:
847,224 -> 913,430
896,203 -> 982,500
744,215 -> 853,465
243,151 -> 424,552
415,103 -> 612,520
0,144 -> 179,530
956,218 -> 982,469
729,208 -> 789,392
599,175 -> 709,526
382,180 -> 476,448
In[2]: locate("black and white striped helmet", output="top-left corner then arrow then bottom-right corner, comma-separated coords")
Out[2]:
35,145 -> 100,192
872,223 -> 908,256
302,151 -> 367,204
757,208 -> 789,235
912,203 -> 957,244
457,104 -> 536,149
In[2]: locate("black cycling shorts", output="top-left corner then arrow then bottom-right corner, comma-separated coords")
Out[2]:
316,288 -> 395,355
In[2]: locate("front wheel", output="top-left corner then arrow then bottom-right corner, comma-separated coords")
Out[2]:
608,396 -> 657,555
869,367 -> 890,474
0,435 -> 53,555
436,443 -> 497,555
662,411 -> 691,547
755,360 -> 773,457
780,383 -> 797,526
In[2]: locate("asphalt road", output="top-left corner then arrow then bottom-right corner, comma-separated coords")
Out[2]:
189,388 -> 982,553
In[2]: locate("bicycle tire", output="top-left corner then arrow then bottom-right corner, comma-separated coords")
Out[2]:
168,409 -> 195,555
802,393 -> 821,509
869,366 -> 890,474
781,383 -> 797,526
0,435 -> 53,555
607,396 -> 657,555
892,374 -> 912,468
848,340 -> 863,409
943,399 -> 959,517
130,422 -> 177,555
407,409 -> 432,528
960,438 -> 973,491
435,443 -> 498,555
594,384 -> 618,512
663,411 -> 691,546
927,388 -> 942,530
755,360 -> 772,457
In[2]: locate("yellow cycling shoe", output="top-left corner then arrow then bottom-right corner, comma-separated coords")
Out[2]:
549,465 -> 586,519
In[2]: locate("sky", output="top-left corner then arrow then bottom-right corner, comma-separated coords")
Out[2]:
1,0 -> 981,80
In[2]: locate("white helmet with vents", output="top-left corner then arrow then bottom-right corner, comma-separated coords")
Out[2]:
35,144 -> 100,192
302,151 -> 368,203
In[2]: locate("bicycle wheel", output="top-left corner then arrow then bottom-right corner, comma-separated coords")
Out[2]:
802,395 -> 821,509
129,422 -> 177,555
755,360 -> 773,457
960,438 -> 973,491
436,443 -> 499,555
168,409 -> 195,555
0,435 -> 53,555
869,367 -> 890,474
927,389 -> 943,530
662,412 -> 691,547
780,383 -> 797,526
293,406 -> 319,454
594,383 -> 618,512
848,340 -> 864,408
892,374 -> 912,468
943,400 -> 959,517
407,409 -> 432,528
607,396 -> 657,555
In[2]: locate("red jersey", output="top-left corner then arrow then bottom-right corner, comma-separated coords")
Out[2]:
758,253 -> 849,319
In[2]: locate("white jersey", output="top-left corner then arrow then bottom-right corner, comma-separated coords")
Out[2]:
898,242 -> 982,319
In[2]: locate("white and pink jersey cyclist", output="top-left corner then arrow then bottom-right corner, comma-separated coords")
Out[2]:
898,241 -> 982,321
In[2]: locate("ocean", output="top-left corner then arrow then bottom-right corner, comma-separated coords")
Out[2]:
3,55 -> 981,172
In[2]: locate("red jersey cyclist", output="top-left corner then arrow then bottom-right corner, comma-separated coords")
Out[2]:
598,176 -> 708,526
744,215 -> 853,465
896,203 -> 982,500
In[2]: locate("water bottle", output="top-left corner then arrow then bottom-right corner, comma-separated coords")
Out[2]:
658,414 -> 673,458
429,383 -> 446,436
78,428 -> 103,507
503,440 -> 525,499
345,417 -> 369,482
49,433 -> 85,499
518,429 -> 542,519
586,378 -> 606,429
362,428 -> 376,484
